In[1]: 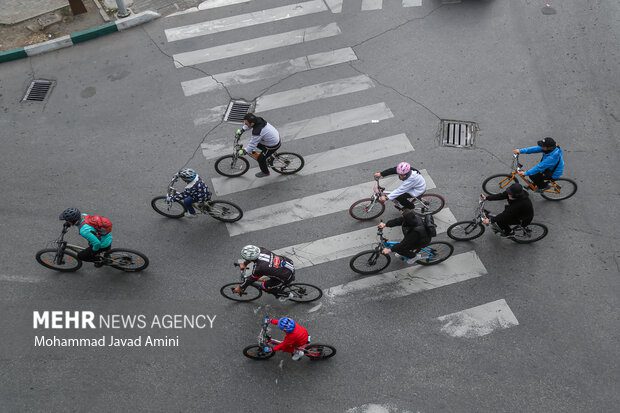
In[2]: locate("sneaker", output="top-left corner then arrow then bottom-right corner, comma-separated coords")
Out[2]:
94,261 -> 104,268
394,253 -> 405,261
184,212 -> 197,218
255,171 -> 271,178
405,257 -> 417,265
292,350 -> 304,361
278,292 -> 295,302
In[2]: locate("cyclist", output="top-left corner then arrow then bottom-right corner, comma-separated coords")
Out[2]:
59,208 -> 112,267
168,168 -> 211,218
262,316 -> 309,361
482,183 -> 534,237
236,113 -> 281,178
232,245 -> 295,299
378,208 -> 431,264
513,137 -> 564,191
373,162 -> 426,210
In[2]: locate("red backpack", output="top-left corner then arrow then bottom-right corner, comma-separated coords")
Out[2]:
83,215 -> 113,236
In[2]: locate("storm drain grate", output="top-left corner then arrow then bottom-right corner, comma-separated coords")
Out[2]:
440,120 -> 478,148
23,79 -> 54,102
224,100 -> 252,123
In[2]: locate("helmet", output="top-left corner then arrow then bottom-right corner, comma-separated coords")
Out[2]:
243,113 -> 258,124
59,208 -> 81,224
506,183 -> 524,197
396,162 -> 411,175
178,168 -> 197,183
277,317 -> 296,333
241,245 -> 261,261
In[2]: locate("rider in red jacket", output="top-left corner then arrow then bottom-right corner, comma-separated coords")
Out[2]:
267,317 -> 308,359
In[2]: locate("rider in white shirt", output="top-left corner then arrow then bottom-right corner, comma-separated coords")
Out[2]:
373,162 -> 426,210
236,113 -> 281,178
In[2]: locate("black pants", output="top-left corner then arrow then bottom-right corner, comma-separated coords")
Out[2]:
394,193 -> 416,210
78,246 -> 111,262
529,171 -> 553,189
256,141 -> 281,174
262,271 -> 294,292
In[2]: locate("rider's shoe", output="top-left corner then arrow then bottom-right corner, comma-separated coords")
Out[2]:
184,212 -> 197,218
94,260 -> 104,268
278,292 -> 295,302
292,350 -> 304,361
255,171 -> 270,178
497,230 -> 514,238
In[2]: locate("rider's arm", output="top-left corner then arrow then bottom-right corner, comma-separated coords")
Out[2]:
384,217 -> 404,227
388,173 -> 426,200
79,225 -> 103,251
244,133 -> 262,153
517,145 -> 543,155
524,149 -> 560,176
485,192 -> 508,201
379,167 -> 397,177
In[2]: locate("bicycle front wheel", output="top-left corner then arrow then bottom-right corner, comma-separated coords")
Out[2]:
415,241 -> 454,266
511,223 -> 548,244
207,200 -> 243,223
349,198 -> 385,220
105,249 -> 149,272
305,344 -> 337,360
151,196 -> 185,218
286,283 -> 323,303
243,345 -> 275,360
35,249 -> 82,272
214,155 -> 250,177
540,178 -> 577,201
482,174 -> 517,196
349,250 -> 391,275
414,193 -> 446,215
270,152 -> 304,175
447,221 -> 486,241
220,283 -> 262,302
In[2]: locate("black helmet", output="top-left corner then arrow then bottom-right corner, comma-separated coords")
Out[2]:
537,137 -> 556,148
243,113 -> 258,124
59,208 -> 81,224
506,183 -> 524,197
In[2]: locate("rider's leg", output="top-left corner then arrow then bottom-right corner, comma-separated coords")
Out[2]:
255,142 -> 281,177
78,246 -> 110,266
529,172 -> 549,190
183,196 -> 197,216
394,193 -> 416,210
493,220 -> 513,236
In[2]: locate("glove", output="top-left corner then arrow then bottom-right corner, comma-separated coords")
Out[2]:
235,129 -> 243,137
237,148 -> 246,157
262,346 -> 272,353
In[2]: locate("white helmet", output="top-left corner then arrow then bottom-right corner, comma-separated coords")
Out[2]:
241,245 -> 261,261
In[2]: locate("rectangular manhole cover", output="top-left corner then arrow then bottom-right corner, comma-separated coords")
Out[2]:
440,120 -> 478,147
224,100 -> 252,123
23,79 -> 54,102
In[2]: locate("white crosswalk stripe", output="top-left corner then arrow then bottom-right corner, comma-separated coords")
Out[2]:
325,0 -> 423,13
437,299 -> 519,338
166,0 -> 253,17
362,0 -> 383,11
403,0 -> 423,7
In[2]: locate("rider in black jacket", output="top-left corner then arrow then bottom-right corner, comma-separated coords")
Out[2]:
482,183 -> 534,236
378,209 -> 431,259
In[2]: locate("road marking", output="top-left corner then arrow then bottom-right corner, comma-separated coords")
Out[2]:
167,0 -> 252,17
362,0 -> 382,11
225,171 -> 436,236
437,299 -> 519,338
173,22 -> 341,67
0,274 -> 43,283
324,0 -> 343,13
325,251 -> 487,300
165,1 -> 328,42
403,0 -> 423,7
275,208 -> 457,269
182,48 -> 357,96
211,134 -> 414,195
199,102 -> 393,144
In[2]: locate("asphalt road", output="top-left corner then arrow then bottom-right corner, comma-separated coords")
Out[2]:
0,0 -> 618,412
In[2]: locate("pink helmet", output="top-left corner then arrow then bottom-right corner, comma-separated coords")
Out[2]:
396,162 -> 411,175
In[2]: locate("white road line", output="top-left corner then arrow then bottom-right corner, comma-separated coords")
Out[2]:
0,274 -> 43,283
324,0 -> 343,13
275,208 -> 457,269
165,0 -> 328,42
182,48 -> 357,96
437,299 -> 519,338
403,0 -> 423,7
173,22 -> 341,68
166,0 -> 252,17
255,74 -> 375,112
325,251 -> 487,300
211,134 -> 413,195
199,102 -> 393,146
225,171 -> 436,236
362,0 -> 382,11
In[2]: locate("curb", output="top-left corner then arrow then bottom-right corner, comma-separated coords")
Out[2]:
0,10 -> 160,64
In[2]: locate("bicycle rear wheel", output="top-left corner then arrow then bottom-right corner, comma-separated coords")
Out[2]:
105,249 -> 149,272
447,221 -> 486,241
349,198 -> 385,220
243,345 -> 276,360
482,174 -> 517,196
415,241 -> 454,266
269,152 -> 304,175
214,155 -> 250,177
349,250 -> 391,275
151,196 -> 185,218
305,344 -> 337,360
206,200 -> 243,223
285,283 -> 322,303
413,193 -> 445,215
220,283 -> 262,301
35,249 -> 82,272
540,178 -> 577,201
510,223 -> 548,244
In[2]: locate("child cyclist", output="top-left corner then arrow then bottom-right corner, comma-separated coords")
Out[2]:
262,317 -> 308,361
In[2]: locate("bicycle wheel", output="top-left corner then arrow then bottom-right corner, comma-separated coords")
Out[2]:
285,283 -> 323,303
220,283 -> 262,302
151,196 -> 185,218
349,198 -> 385,220
482,174 -> 517,196
510,223 -> 548,244
243,345 -> 276,360
349,250 -> 391,275
413,193 -> 445,215
105,249 -> 149,272
35,249 -> 82,272
447,221 -> 486,241
305,344 -> 337,360
415,241 -> 454,266
269,152 -> 304,175
214,155 -> 250,177
540,178 -> 577,201
206,200 -> 243,223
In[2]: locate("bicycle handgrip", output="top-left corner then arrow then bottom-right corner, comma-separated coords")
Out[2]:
233,263 -> 240,267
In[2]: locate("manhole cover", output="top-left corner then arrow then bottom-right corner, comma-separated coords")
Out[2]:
440,120 -> 478,148
23,79 -> 54,102
224,100 -> 252,123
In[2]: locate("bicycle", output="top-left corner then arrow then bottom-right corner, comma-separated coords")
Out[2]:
482,154 -> 577,201
349,177 -> 445,220
447,196 -> 548,243
35,224 -> 149,272
151,174 -> 243,222
349,226 -> 454,275
220,263 -> 322,303
214,132 -> 304,177
243,316 -> 336,361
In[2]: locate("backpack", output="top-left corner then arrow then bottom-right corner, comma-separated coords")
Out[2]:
422,214 -> 437,237
83,215 -> 113,236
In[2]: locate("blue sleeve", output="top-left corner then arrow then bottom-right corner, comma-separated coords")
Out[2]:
525,151 -> 560,176
519,146 -> 543,154
79,225 -> 102,251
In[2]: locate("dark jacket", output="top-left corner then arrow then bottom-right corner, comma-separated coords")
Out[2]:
486,191 -> 534,227
385,211 -> 431,255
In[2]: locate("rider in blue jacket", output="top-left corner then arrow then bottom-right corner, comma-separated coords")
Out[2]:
513,137 -> 564,191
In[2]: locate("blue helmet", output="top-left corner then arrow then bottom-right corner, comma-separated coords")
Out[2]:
178,168 -> 197,183
277,317 -> 296,333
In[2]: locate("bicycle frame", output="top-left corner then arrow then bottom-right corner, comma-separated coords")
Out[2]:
163,175 -> 212,213
371,177 -> 432,212
500,154 -> 563,194
374,227 -> 438,260
256,316 -> 310,353
52,226 -> 85,265
232,263 -> 288,297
